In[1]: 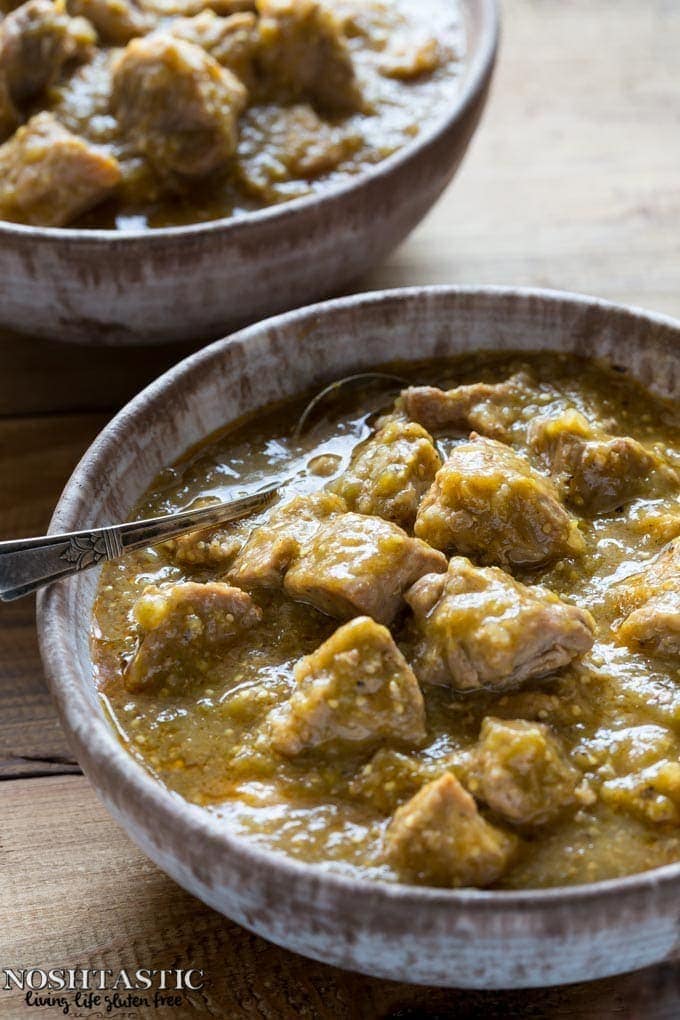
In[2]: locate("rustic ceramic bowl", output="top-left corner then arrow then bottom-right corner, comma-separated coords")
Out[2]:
0,1 -> 498,347
38,287 -> 680,988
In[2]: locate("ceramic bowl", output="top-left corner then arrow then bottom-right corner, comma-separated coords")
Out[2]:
38,287 -> 680,988
0,1 -> 498,347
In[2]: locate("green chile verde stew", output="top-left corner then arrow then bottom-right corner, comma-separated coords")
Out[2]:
93,352 -> 680,890
0,0 -> 461,228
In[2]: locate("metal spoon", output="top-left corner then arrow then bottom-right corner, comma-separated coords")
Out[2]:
0,372 -> 406,601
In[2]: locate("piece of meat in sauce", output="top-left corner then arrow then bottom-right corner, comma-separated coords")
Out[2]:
600,761 -> 680,826
229,491 -> 346,588
329,417 -> 441,531
616,539 -> 680,658
379,33 -> 446,81
269,616 -> 426,756
0,0 -> 95,137
236,101 -> 361,195
383,772 -> 517,888
528,408 -> 677,515
125,580 -> 261,693
467,717 -> 581,826
405,557 -> 595,692
112,34 -> 247,179
0,111 -> 121,225
67,0 -> 151,43
255,0 -> 362,114
414,435 -> 585,568
166,11 -> 259,85
399,372 -> 535,440
283,511 -> 446,624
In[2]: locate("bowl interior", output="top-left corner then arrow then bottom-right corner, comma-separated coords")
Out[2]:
44,283 -> 680,754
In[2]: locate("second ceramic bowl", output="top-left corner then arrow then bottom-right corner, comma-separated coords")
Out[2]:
0,1 -> 498,346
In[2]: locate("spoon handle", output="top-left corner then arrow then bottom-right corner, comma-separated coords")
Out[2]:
0,484 -> 277,602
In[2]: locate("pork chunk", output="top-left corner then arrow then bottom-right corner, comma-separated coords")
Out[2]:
255,0 -> 362,113
270,616 -> 426,756
166,11 -> 258,83
600,761 -> 680,826
329,418 -> 441,530
229,491 -> 346,589
468,717 -> 580,826
414,436 -> 585,568
112,34 -> 247,179
0,112 -> 121,225
405,557 -> 595,692
236,100 -> 361,195
0,0 -> 94,117
125,581 -> 261,693
383,772 -> 517,888
283,512 -> 447,624
528,408 -> 675,515
616,540 -> 680,658
399,373 -> 534,440
67,0 -> 151,44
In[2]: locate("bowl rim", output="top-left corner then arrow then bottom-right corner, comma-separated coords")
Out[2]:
0,0 -> 500,245
38,284 -> 680,914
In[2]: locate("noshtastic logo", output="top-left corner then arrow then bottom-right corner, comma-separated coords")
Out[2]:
2,968 -> 206,1014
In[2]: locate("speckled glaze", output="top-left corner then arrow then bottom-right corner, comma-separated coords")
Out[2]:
0,2 -> 498,347
38,288 -> 680,988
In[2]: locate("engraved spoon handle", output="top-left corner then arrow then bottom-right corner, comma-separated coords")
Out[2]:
0,484 -> 277,602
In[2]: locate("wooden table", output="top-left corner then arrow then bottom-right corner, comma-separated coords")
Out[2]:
2,1 -> 679,1015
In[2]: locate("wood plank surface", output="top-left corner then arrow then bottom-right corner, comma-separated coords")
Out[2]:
2,0 -> 680,1014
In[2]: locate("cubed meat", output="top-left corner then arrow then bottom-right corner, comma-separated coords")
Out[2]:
125,580 -> 261,693
269,616 -> 426,756
329,418 -> 441,531
255,0 -> 362,113
399,373 -> 534,440
236,101 -> 361,196
405,557 -> 595,692
380,33 -> 445,81
229,491 -> 346,589
600,761 -> 680,826
414,435 -> 585,568
616,539 -> 680,658
349,748 -> 443,815
383,772 -> 517,888
468,717 -> 580,826
0,0 -> 94,112
0,112 -> 121,225
166,11 -> 258,84
283,512 -> 447,624
67,0 -> 151,44
111,34 -> 247,179
528,408 -> 676,515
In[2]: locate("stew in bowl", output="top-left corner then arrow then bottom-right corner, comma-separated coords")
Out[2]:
92,349 -> 680,891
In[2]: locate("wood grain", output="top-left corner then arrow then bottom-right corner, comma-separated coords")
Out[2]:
2,0 -> 680,1013
0,415 -> 107,774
